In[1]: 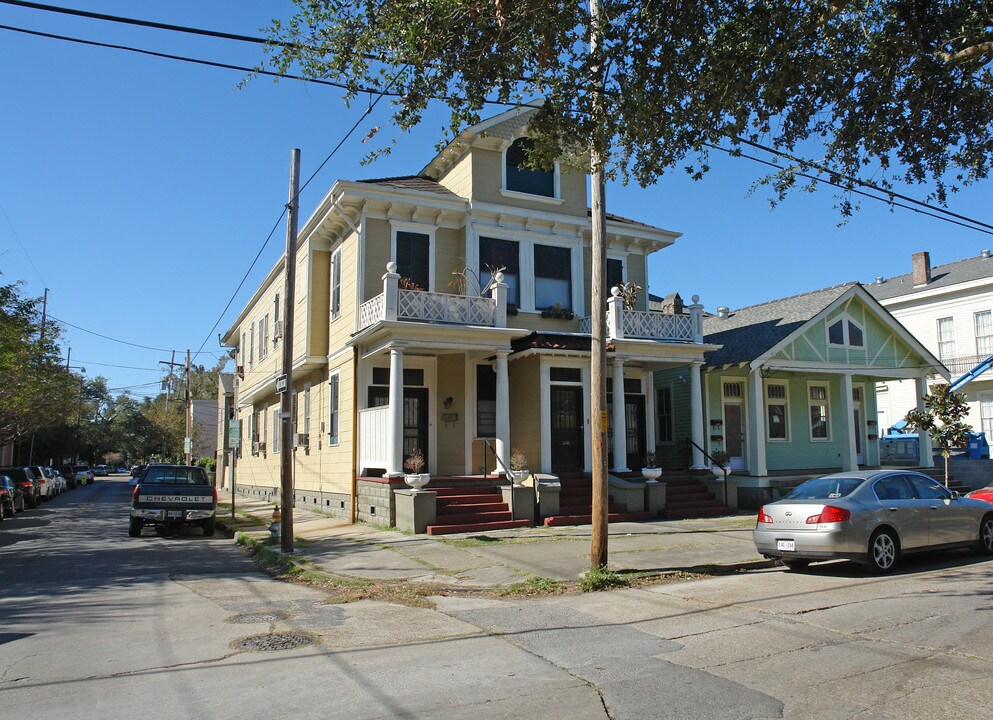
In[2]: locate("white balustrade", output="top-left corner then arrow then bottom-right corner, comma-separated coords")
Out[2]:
358,294 -> 385,330
578,310 -> 695,341
397,289 -> 496,325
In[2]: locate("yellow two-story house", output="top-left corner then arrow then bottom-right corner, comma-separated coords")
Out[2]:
220,108 -> 716,530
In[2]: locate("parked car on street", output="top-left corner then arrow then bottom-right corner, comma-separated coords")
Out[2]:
0,467 -> 39,508
73,465 -> 93,485
54,465 -> 76,489
0,475 -> 26,517
967,486 -> 993,504
129,464 -> 217,537
754,470 -> 993,573
40,467 -> 65,495
28,466 -> 54,500
93,465 -> 109,477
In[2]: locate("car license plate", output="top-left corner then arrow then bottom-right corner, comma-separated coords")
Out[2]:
776,539 -> 796,552
167,510 -> 182,519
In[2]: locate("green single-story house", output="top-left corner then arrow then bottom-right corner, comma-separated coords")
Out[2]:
653,282 -> 948,508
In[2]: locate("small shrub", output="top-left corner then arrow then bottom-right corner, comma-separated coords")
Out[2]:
580,566 -> 630,592
404,448 -> 425,474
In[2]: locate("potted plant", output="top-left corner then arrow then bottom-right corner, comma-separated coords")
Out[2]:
710,450 -> 730,478
403,448 -> 430,490
540,302 -> 574,320
508,448 -> 530,485
641,452 -> 662,483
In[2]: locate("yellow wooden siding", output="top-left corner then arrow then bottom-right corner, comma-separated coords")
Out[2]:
290,358 -> 354,497
436,151 -> 473,198
470,147 -> 587,218
363,218 -> 392,302
435,227 -> 464,292
309,250 -> 330,357
330,235 -> 359,353
435,355 -> 466,475
509,355 -> 542,467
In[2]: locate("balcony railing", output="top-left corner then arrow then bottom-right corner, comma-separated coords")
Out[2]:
358,263 -> 506,332
941,353 -> 993,377
580,293 -> 703,343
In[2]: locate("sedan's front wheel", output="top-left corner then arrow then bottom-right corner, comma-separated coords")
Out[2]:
975,514 -> 993,555
866,529 -> 898,574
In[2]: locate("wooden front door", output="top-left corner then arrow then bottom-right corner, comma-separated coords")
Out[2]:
551,386 -> 584,471
625,394 -> 646,471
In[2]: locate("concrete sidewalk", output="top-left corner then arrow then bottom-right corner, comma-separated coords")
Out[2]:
218,493 -> 769,589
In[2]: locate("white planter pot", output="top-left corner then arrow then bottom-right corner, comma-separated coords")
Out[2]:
508,469 -> 530,486
641,467 -> 662,483
405,473 -> 431,490
711,465 -> 729,478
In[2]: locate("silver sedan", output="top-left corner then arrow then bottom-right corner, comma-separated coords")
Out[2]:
753,470 -> 993,573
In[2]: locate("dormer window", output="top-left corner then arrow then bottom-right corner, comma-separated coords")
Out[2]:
828,317 -> 864,348
505,137 -> 555,198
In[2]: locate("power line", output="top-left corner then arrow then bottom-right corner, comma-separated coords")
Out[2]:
0,0 -> 294,47
74,360 -> 162,371
47,314 -> 173,351
0,197 -> 45,285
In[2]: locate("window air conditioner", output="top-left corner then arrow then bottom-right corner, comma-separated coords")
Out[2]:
252,441 -> 260,455
273,320 -> 282,339
293,433 -> 309,448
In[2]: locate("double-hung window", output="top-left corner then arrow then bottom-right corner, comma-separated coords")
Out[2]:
330,247 -> 342,320
505,137 -> 555,197
976,311 -> 993,356
766,383 -> 789,441
937,317 -> 956,360
808,383 -> 830,440
328,372 -> 340,445
273,293 -> 280,346
260,315 -> 269,360
272,407 -> 281,453
395,231 -> 430,290
249,323 -> 255,368
534,244 -> 572,310
479,236 -> 519,306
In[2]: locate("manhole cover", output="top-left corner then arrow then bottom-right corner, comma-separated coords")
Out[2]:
226,612 -> 288,625
234,632 -> 316,652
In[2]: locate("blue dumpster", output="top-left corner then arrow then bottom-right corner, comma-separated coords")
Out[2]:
966,432 -> 990,460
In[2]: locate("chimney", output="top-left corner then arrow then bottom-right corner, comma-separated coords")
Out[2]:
716,306 -> 730,319
912,251 -> 931,287
982,249 -> 991,259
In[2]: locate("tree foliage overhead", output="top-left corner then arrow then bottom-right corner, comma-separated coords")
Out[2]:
266,1 -> 993,205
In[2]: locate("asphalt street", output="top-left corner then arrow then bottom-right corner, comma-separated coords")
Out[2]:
2,477 -> 992,719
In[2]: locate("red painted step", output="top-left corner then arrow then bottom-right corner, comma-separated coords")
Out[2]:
437,501 -> 509,515
543,511 -> 653,527
426,519 -> 531,535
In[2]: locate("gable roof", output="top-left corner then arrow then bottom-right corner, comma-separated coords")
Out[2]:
865,251 -> 993,301
703,283 -> 857,366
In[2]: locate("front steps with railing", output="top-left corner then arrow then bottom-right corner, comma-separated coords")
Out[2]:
659,470 -> 737,519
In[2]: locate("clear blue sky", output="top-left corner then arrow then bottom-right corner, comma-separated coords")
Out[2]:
2,1 -> 991,398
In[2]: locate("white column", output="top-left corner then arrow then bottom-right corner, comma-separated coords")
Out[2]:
689,363 -> 707,469
607,286 -> 624,339
386,347 -> 404,476
611,359 -> 629,471
495,351 -> 510,474
747,368 -> 768,476
916,372 -> 935,468
383,262 -> 400,322
840,373 -> 858,471
491,272 -> 508,328
689,295 -> 704,343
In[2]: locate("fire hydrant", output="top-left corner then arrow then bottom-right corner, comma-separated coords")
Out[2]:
270,504 -> 281,541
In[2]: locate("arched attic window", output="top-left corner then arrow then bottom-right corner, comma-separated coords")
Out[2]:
505,137 -> 555,198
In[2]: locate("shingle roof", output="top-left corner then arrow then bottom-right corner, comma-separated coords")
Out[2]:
511,332 -> 614,354
864,252 -> 993,301
703,283 -> 858,366
356,175 -> 462,198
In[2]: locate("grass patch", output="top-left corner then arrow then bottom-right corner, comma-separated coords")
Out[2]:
498,575 -> 566,597
580,566 -> 631,592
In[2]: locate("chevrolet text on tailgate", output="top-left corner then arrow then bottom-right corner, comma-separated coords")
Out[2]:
130,464 -> 217,537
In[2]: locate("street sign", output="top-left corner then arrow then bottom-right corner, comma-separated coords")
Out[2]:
184,437 -> 192,454
276,374 -> 287,393
228,422 -> 240,449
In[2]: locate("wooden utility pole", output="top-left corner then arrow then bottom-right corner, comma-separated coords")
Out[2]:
184,349 -> 192,465
161,350 -> 177,460
279,148 -> 301,554
39,288 -> 49,343
589,0 -> 609,569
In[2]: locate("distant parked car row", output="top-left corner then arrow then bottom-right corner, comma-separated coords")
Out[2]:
0,465 -> 92,519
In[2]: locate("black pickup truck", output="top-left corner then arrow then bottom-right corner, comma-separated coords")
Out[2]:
129,464 -> 217,537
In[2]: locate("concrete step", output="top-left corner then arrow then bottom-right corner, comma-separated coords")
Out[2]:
437,493 -> 507,506
659,507 -> 738,520
433,510 -> 515,525
437,501 -> 509,515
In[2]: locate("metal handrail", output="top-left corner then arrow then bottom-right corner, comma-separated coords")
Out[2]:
686,438 -> 729,507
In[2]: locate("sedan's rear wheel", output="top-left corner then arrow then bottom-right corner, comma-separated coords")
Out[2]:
975,514 -> 993,555
866,529 -> 898,574
782,559 -> 810,571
